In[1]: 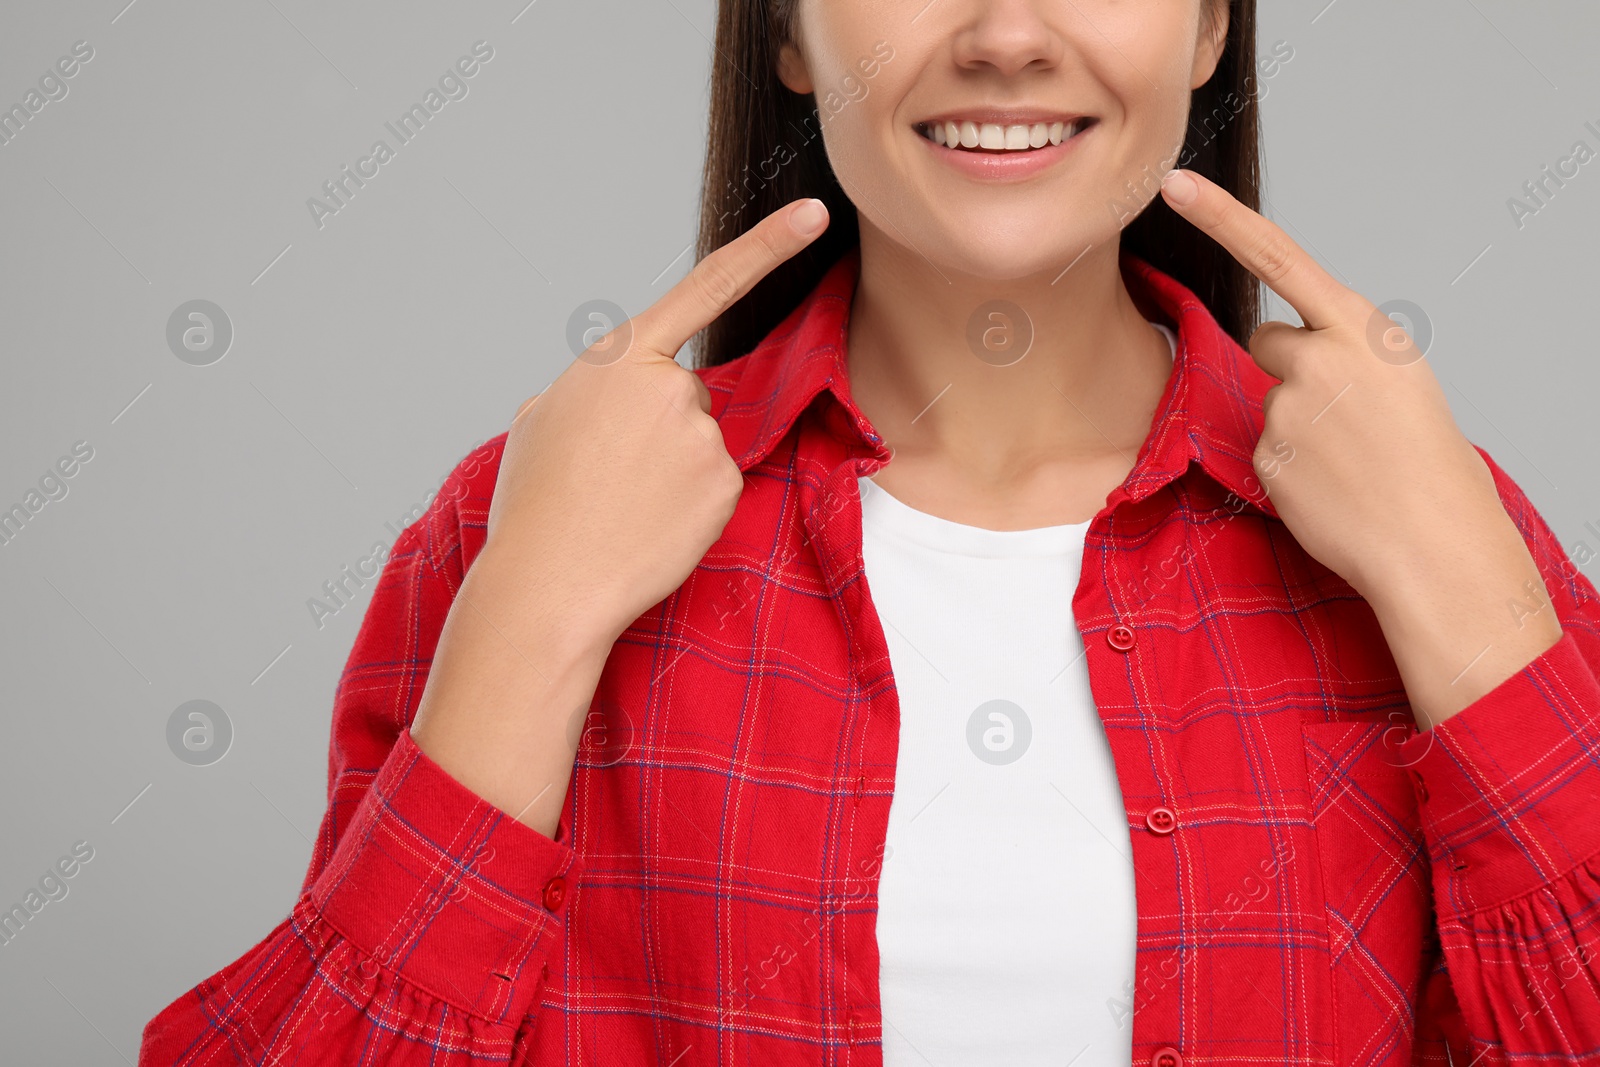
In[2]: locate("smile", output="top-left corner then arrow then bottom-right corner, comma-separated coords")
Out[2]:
914,115 -> 1097,180
915,117 -> 1095,152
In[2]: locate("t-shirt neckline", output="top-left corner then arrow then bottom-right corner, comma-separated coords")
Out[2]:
858,475 -> 1092,558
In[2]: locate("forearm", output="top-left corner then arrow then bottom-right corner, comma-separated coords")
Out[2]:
410,545 -> 622,839
1363,506 -> 1564,731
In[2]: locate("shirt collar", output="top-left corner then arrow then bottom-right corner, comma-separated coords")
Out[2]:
714,244 -> 1279,520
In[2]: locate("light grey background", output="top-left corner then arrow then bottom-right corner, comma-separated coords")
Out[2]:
2,1 -> 1597,1061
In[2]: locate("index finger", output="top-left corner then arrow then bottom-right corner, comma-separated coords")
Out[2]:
1159,169 -> 1357,332
630,199 -> 830,358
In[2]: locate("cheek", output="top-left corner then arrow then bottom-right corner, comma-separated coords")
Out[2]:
795,0 -> 920,144
1073,9 -> 1202,163
1067,75 -> 1192,227
806,57 -> 910,190
809,104 -> 886,218
1122,81 -> 1193,178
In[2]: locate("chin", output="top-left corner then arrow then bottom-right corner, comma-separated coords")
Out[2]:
917,221 -> 1116,283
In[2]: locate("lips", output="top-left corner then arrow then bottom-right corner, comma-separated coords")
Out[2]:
915,113 -> 1095,182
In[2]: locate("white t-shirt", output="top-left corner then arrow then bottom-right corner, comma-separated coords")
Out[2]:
862,322 -> 1176,1066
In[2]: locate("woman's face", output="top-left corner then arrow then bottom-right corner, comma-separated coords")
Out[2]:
778,0 -> 1230,280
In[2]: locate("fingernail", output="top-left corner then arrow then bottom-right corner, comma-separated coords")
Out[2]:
1161,168 -> 1198,206
790,199 -> 827,236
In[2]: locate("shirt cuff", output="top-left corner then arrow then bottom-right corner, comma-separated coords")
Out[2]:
308,728 -> 580,1025
1392,629 -> 1600,917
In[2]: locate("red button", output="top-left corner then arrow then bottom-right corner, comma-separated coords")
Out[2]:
1107,624 -> 1136,651
1150,1046 -> 1183,1067
1145,806 -> 1176,834
1412,771 -> 1429,803
542,876 -> 567,911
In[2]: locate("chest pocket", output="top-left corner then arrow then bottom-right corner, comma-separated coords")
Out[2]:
1300,717 -> 1433,1063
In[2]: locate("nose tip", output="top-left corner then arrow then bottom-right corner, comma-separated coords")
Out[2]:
948,6 -> 1063,77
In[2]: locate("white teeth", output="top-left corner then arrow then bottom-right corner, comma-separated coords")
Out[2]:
923,118 -> 1081,150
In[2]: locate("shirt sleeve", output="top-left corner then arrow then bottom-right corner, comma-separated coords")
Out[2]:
1394,444 -> 1600,1061
138,436 -> 582,1066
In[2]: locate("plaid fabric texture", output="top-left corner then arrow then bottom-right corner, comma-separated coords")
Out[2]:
139,248 -> 1600,1066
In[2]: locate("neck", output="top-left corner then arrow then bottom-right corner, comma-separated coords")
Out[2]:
842,223 -> 1177,527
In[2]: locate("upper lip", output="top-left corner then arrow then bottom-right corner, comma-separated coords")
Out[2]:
915,108 -> 1088,128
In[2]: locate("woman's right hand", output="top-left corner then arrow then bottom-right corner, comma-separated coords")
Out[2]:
485,196 -> 832,643
409,198 -> 831,837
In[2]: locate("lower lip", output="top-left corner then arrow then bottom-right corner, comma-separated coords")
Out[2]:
920,123 -> 1093,181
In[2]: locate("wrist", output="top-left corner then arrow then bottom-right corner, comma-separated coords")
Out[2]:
409,547 -> 623,837
1358,519 -> 1563,728
466,542 -> 627,671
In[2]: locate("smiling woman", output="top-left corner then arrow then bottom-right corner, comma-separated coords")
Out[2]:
138,1 -> 1600,1066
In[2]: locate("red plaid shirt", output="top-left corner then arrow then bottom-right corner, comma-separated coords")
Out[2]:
140,247 -> 1600,1066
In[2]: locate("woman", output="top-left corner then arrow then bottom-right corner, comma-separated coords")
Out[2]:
139,0 -> 1600,1064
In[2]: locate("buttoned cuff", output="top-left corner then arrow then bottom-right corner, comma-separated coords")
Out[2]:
309,728 -> 579,1025
1392,630 -> 1600,917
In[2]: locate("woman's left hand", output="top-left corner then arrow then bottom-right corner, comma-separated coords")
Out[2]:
1156,167 -> 1513,604
1157,167 -> 1564,728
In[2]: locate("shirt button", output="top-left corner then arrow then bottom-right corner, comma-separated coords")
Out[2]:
542,876 -> 567,912
1412,771 -> 1429,803
1107,624 -> 1136,651
1151,1046 -> 1183,1067
1145,806 -> 1177,834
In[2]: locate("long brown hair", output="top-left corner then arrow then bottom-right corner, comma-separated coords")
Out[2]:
691,0 -> 1262,368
